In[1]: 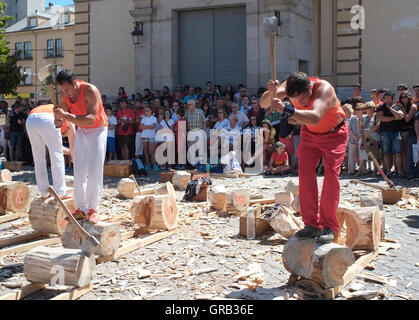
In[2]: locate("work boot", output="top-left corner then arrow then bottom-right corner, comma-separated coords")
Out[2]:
295,225 -> 320,239
317,227 -> 335,244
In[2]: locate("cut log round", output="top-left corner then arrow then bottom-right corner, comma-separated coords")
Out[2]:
360,193 -> 385,239
225,190 -> 249,215
117,178 -> 139,199
343,206 -> 381,251
283,236 -> 355,288
172,171 -> 191,191
0,169 -> 12,183
24,246 -> 95,287
154,182 -> 176,200
61,221 -> 121,256
208,185 -> 227,211
29,197 -> 76,235
0,182 -> 31,215
130,195 -> 178,231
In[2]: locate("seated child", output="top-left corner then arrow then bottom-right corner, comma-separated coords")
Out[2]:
265,142 -> 290,175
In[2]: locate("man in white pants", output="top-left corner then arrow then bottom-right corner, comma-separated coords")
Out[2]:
26,104 -> 75,199
54,70 -> 108,223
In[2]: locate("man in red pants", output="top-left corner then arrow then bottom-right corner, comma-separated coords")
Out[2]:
261,72 -> 347,243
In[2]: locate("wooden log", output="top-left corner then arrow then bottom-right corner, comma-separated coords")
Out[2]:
0,182 -> 31,215
208,185 -> 227,211
269,205 -> 302,239
117,178 -> 140,199
160,171 -> 175,183
249,198 -> 276,206
24,247 -> 96,287
360,193 -> 385,239
29,197 -> 76,235
381,188 -> 406,205
0,237 -> 61,257
172,171 -> 191,191
154,181 -> 176,200
130,195 -> 178,231
61,221 -> 121,256
283,236 -> 355,288
275,191 -> 294,207
104,160 -> 132,177
225,189 -> 249,216
342,206 -> 381,251
0,169 -> 12,183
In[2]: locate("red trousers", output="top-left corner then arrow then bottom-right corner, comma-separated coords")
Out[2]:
297,123 -> 348,234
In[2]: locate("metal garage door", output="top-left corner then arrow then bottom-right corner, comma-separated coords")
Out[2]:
179,7 -> 246,89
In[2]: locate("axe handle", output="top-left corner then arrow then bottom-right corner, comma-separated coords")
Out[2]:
270,33 -> 276,81
47,186 -> 91,239
129,174 -> 142,195
350,180 -> 387,191
48,83 -> 58,108
367,152 -> 395,189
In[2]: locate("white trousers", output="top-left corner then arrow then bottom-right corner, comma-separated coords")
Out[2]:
26,113 -> 66,197
74,126 -> 107,213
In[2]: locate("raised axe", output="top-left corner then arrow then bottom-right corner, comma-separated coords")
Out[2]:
38,64 -> 62,128
47,186 -> 100,257
367,152 -> 395,189
263,16 -> 279,82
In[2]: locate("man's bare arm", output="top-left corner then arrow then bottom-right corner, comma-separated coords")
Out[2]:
260,80 -> 287,109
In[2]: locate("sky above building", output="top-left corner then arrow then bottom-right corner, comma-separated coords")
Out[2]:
46,0 -> 74,7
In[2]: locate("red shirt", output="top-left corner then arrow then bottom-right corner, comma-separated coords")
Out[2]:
116,108 -> 136,136
271,151 -> 288,167
136,109 -> 145,133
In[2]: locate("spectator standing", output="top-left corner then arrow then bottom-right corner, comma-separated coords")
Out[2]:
9,103 -> 26,161
182,87 -> 198,104
135,102 -> 146,161
347,103 -> 361,175
224,84 -> 235,101
413,84 -> 419,105
140,106 -> 158,170
376,91 -> 404,176
248,99 -> 265,126
203,81 -> 215,103
398,93 -> 418,179
116,98 -> 136,160
118,87 -> 128,101
361,101 -> 381,174
105,105 -> 117,161
184,99 -> 206,168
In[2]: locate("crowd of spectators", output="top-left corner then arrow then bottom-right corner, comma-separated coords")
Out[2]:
1,81 -> 418,180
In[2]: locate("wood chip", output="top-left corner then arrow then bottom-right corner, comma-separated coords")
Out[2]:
137,269 -> 151,279
191,267 -> 218,275
215,240 -> 230,247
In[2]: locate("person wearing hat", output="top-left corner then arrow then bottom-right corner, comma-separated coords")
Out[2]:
376,90 -> 404,177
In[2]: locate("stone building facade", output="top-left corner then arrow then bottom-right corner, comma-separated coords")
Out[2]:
73,0 -> 419,99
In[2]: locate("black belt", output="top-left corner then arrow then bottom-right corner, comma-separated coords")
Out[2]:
307,121 -> 346,135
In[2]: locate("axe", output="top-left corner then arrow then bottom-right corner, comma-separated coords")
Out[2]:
47,186 -> 100,257
263,16 -> 278,82
367,152 -> 395,189
38,64 -> 62,128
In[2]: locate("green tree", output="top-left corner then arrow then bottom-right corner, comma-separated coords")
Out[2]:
0,0 -> 26,95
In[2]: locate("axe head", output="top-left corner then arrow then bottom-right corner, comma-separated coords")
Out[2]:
80,234 -> 100,257
38,64 -> 55,84
263,16 -> 278,37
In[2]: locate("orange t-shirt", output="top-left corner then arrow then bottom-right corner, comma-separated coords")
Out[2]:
64,80 -> 108,129
29,104 -> 67,134
271,151 -> 288,167
292,77 -> 346,134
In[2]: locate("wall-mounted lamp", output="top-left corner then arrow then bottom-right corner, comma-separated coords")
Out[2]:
131,21 -> 144,45
274,10 -> 283,36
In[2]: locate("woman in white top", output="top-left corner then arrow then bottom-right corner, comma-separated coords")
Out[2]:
157,110 -> 175,170
140,106 -> 158,170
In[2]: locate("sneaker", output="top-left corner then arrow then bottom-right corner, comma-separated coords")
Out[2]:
153,164 -> 160,171
295,225 -> 320,240
65,208 -> 87,222
145,164 -> 151,170
87,209 -> 98,224
317,227 -> 335,244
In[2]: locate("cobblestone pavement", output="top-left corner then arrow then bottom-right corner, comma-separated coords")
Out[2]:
0,168 -> 418,300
